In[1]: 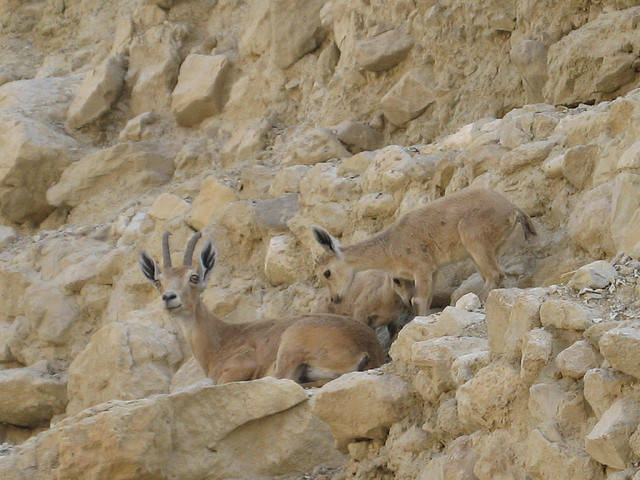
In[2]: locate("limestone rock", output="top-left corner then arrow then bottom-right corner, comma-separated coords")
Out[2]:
270,0 -> 325,69
450,350 -> 491,387
510,39 -> 548,102
66,322 -> 183,415
355,29 -> 413,72
356,192 -> 398,218
611,173 -> 640,257
556,340 -> 600,379
0,226 -> 16,249
220,119 -> 271,164
503,289 -> 546,359
569,261 -> 617,291
252,194 -> 300,231
171,54 -> 230,127
410,336 -> 488,403
47,142 -> 174,214
170,357 -> 209,393
599,326 -> 640,380
334,120 -> 382,153
264,234 -> 308,286
312,371 -> 411,451
67,54 -> 126,129
584,368 -> 636,419
381,69 -> 435,126
540,298 -> 594,331
545,7 -> 640,104
0,113 -> 79,224
0,363 -> 67,428
454,293 -> 482,311
118,112 -> 160,142
561,144 -> 598,190
126,24 -> 182,115
0,378 -> 342,479
283,128 -> 351,166
586,393 -> 640,469
520,327 -> 554,383
185,176 -> 237,231
528,380 -> 586,429
456,362 -> 522,431
485,288 -> 520,355
148,193 -> 189,221
567,182 -> 616,258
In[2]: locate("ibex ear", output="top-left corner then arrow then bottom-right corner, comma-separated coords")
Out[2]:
198,239 -> 217,288
139,250 -> 159,282
311,225 -> 342,258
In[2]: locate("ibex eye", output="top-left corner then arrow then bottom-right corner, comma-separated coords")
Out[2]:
153,280 -> 161,288
189,274 -> 200,284
323,270 -> 331,279
393,278 -> 401,285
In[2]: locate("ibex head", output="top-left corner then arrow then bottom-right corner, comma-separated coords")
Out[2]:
139,231 -> 217,312
312,225 -> 355,305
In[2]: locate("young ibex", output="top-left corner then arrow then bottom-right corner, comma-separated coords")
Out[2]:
312,188 -> 536,316
139,232 -> 384,386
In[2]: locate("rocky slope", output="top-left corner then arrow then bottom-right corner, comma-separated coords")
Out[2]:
2,0 -> 640,479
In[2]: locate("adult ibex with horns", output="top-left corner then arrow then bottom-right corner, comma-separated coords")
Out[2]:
139,231 -> 384,385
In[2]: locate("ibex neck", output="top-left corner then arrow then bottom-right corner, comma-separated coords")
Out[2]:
341,233 -> 391,270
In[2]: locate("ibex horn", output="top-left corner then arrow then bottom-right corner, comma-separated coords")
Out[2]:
183,231 -> 202,266
162,231 -> 172,268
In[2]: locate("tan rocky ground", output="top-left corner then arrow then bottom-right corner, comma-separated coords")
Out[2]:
2,0 -> 640,479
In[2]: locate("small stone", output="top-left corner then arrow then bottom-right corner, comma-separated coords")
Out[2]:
355,29 -> 413,72
334,121 -> 382,153
186,176 -> 238,231
381,69 -> 435,126
539,298 -> 594,331
569,260 -> 617,291
520,328 -> 553,383
584,368 -> 635,419
599,325 -> 640,380
148,193 -> 189,221
455,293 -> 482,311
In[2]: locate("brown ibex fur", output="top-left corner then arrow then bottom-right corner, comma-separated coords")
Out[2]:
139,232 -> 384,386
313,188 -> 536,316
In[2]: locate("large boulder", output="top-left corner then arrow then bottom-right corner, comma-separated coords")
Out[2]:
0,378 -> 343,479
66,322 -> 183,415
381,69 -> 435,126
0,113 -> 79,223
0,363 -> 67,428
312,371 -> 411,451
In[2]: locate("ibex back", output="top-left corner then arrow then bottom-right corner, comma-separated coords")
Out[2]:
312,188 -> 536,316
139,232 -> 384,386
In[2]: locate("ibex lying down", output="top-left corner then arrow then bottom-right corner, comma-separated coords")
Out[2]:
140,232 -> 384,386
313,188 -> 536,316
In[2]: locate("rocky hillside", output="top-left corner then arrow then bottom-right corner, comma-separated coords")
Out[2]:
2,0 -> 640,479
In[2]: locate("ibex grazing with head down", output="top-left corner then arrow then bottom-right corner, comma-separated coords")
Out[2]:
312,188 -> 536,316
139,232 -> 384,386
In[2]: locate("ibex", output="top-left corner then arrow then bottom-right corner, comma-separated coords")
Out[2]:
139,232 -> 384,386
323,269 -> 413,328
312,188 -> 536,316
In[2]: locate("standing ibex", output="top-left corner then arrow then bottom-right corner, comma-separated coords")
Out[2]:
312,188 -> 536,316
139,232 -> 384,386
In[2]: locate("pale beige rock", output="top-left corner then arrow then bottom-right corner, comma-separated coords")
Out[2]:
283,128 -> 351,166
338,151 -> 375,175
47,142 -> 174,212
0,362 -> 67,427
148,193 -> 189,221
355,29 -> 413,72
334,121 -> 382,153
220,119 -> 271,164
0,113 -> 79,223
529,379 -> 586,429
126,24 -> 182,115
169,357 -> 209,393
450,351 -> 491,387
569,260 -> 617,291
118,111 -> 160,142
355,192 -> 397,218
599,326 -> 640,380
510,39 -> 548,102
66,322 -> 182,415
67,54 -> 125,129
618,142 -> 640,171
584,368 -> 636,419
389,315 -> 439,363
0,226 -> 16,249
299,163 -> 360,206
269,165 -> 310,196
527,428 -> 604,480
264,234 -> 308,286
586,393 -> 640,469
456,362 -> 522,430
311,371 -> 411,451
545,7 -> 640,104
485,288 -> 521,355
238,0 -> 270,57
410,336 -> 488,403
0,378 -> 341,479
185,176 -> 237,231
567,182 -> 616,257
540,298 -> 594,331
611,173 -> 640,257
556,340 -> 600,379
562,144 -> 598,190
171,54 -> 230,127
381,69 -> 435,126
503,289 -> 546,360
498,139 -> 554,174
436,307 -> 487,338
454,293 -> 482,311
270,0 -> 325,69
